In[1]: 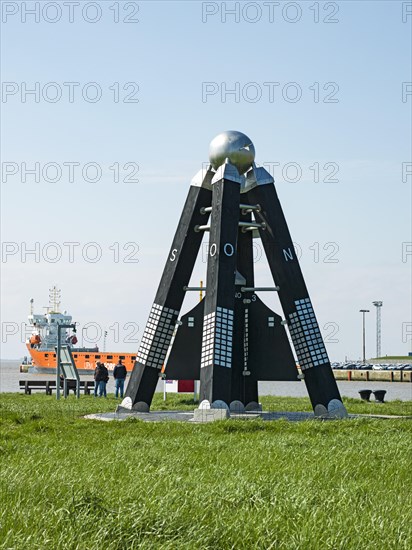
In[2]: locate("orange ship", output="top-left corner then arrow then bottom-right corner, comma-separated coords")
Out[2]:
22,287 -> 136,374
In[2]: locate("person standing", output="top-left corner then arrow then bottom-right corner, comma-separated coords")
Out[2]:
113,359 -> 127,398
94,362 -> 109,397
93,363 -> 99,397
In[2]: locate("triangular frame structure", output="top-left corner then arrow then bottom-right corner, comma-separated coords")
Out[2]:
119,158 -> 347,418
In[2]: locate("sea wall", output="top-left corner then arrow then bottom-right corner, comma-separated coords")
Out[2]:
333,370 -> 412,383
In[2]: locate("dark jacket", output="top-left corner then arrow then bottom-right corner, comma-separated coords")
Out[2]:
113,363 -> 127,380
94,364 -> 109,382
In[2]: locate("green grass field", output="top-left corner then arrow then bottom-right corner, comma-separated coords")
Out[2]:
1,394 -> 411,549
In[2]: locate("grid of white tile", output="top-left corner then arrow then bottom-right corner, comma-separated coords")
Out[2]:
136,303 -> 179,369
288,298 -> 329,371
200,312 -> 215,368
200,307 -> 234,369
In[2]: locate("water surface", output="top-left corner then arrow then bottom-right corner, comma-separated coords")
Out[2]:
2,360 -> 411,401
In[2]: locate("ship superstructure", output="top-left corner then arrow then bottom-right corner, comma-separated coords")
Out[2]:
28,287 -> 75,351
23,286 -> 137,374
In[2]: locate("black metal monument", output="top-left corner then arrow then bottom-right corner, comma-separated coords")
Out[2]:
120,131 -> 347,418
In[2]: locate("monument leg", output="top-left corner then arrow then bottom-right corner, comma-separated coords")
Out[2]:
121,178 -> 213,410
246,183 -> 347,418
231,210 -> 258,406
199,166 -> 241,406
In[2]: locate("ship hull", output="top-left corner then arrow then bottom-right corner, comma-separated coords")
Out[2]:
26,344 -> 136,374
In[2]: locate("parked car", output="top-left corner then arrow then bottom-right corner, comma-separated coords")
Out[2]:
372,364 -> 383,370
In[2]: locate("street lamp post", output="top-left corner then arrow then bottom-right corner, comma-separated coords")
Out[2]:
359,310 -> 370,364
372,301 -> 383,358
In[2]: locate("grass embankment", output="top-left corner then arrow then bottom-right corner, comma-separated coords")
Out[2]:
369,356 -> 412,362
1,394 -> 411,549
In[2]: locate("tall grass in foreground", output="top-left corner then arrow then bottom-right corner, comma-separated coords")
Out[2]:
0,394 -> 411,549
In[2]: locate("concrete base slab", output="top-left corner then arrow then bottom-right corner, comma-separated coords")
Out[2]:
193,407 -> 230,422
85,410 -> 194,422
84,410 -> 409,423
85,409 -> 315,423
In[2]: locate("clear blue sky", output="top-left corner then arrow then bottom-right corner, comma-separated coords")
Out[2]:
1,0 -> 411,361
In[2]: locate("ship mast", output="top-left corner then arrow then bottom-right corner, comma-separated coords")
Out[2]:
49,285 -> 61,313
29,298 -> 34,315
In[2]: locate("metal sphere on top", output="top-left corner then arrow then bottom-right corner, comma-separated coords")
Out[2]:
209,131 -> 255,175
